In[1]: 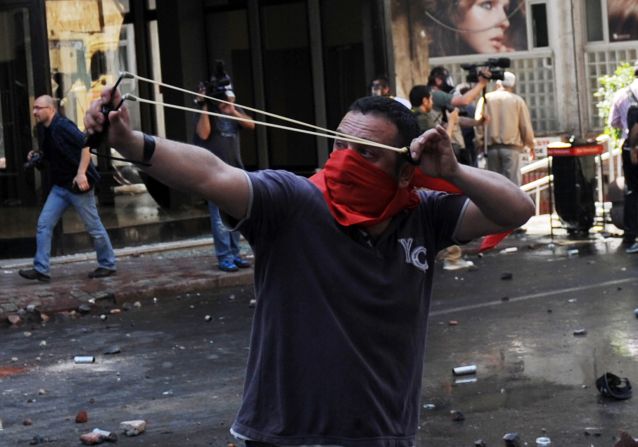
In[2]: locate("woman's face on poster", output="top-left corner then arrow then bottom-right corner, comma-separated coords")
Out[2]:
456,0 -> 512,53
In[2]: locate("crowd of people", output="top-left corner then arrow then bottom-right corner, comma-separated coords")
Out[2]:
374,67 -> 535,179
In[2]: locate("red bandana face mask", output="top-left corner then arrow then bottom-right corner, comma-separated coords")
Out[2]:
309,149 -> 419,227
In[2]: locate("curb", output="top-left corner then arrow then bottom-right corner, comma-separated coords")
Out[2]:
1,239 -> 255,323
0,237 -> 215,269
1,269 -> 254,323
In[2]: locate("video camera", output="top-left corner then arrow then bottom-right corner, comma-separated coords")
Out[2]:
24,152 -> 43,169
196,60 -> 234,105
460,57 -> 511,83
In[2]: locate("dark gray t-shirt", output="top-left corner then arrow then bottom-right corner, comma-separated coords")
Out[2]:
192,105 -> 244,168
232,170 -> 467,447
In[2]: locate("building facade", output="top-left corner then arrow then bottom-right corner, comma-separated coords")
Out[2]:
0,0 -> 636,254
391,0 -> 638,137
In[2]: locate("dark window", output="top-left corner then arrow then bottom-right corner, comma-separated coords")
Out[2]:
585,0 -> 603,42
261,1 -> 316,171
531,3 -> 549,47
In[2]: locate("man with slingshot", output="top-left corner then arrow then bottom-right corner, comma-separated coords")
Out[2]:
85,82 -> 534,447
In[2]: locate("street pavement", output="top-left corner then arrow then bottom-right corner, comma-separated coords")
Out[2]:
0,238 -> 254,323
2,216 -> 638,446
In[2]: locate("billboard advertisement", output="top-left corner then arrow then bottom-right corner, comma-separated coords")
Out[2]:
424,0 -> 528,57
607,0 -> 638,42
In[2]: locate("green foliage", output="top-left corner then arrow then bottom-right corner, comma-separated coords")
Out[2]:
595,63 -> 635,146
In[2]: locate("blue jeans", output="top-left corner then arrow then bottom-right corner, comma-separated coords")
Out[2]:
208,201 -> 241,263
34,185 -> 116,274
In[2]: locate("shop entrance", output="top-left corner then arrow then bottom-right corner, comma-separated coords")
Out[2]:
0,5 -> 38,208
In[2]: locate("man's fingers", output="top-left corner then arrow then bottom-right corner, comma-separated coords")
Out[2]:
410,126 -> 452,159
84,112 -> 101,134
100,86 -> 117,105
108,105 -> 127,129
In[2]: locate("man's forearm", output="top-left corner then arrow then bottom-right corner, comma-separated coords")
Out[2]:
458,116 -> 481,128
234,110 -> 255,130
447,164 -> 534,228
114,131 -> 250,219
77,147 -> 91,175
195,108 -> 211,139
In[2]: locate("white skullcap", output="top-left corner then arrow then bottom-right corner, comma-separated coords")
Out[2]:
501,71 -> 516,88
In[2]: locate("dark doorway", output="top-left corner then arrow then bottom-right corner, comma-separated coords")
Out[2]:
0,5 -> 37,208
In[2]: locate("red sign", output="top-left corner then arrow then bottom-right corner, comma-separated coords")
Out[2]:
547,144 -> 604,157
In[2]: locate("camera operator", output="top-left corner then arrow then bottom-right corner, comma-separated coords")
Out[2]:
18,95 -> 116,282
194,63 -> 255,273
427,65 -> 490,112
475,71 -> 535,187
427,66 -> 488,166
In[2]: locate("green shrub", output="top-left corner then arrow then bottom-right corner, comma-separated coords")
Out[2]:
595,63 -> 635,147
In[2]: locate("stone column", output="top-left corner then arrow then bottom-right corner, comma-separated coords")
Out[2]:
386,0 -> 430,100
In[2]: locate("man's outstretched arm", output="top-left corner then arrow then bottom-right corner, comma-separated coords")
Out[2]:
85,86 -> 250,220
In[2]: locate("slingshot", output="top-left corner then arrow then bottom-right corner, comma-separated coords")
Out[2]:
86,71 -> 414,168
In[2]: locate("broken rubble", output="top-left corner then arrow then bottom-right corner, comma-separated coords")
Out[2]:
103,346 -> 121,355
535,436 -> 551,446
443,258 -> 476,271
80,428 -> 117,445
454,376 -> 478,385
503,432 -> 521,447
453,365 -> 477,376
29,435 -> 50,445
120,419 -> 146,436
74,356 -> 95,364
75,410 -> 88,423
584,427 -> 602,436
77,304 -> 92,314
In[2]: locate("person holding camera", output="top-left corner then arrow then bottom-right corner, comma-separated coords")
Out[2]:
427,66 -> 489,117
475,71 -> 535,187
194,67 -> 255,272
427,66 -> 488,166
18,95 -> 116,282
